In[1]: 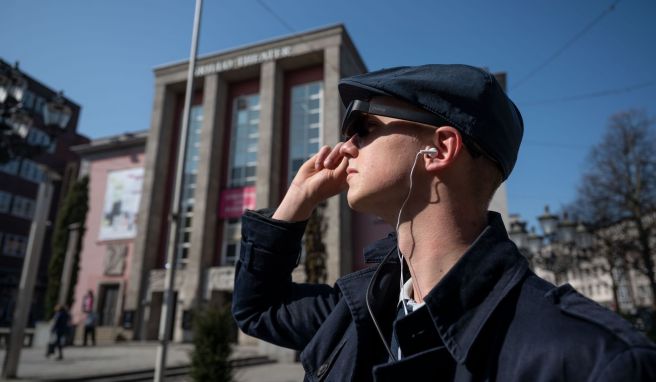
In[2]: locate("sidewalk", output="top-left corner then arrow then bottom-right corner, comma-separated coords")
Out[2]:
0,342 -> 304,381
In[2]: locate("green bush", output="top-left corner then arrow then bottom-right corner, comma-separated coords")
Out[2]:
190,306 -> 234,382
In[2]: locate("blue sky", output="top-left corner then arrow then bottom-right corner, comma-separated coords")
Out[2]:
3,0 -> 655,229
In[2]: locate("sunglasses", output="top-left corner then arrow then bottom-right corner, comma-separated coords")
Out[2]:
341,100 -> 493,160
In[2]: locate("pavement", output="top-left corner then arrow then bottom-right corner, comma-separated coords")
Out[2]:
0,342 -> 305,381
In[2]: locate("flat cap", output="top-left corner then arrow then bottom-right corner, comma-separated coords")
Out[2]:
338,64 -> 524,180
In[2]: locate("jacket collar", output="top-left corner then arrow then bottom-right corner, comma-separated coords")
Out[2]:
423,212 -> 528,363
360,211 -> 528,364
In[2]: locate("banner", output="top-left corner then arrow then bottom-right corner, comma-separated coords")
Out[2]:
99,167 -> 144,240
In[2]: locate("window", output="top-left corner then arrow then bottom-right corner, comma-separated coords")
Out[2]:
19,159 -> 44,183
0,191 -> 11,213
222,218 -> 241,266
288,81 -> 323,184
175,105 -> 203,265
0,160 -> 19,175
228,94 -> 260,188
11,195 -> 35,220
3,234 -> 27,257
22,90 -> 35,109
34,96 -> 45,116
26,128 -> 55,154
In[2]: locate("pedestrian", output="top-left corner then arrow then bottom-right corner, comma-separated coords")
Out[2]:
46,304 -> 69,360
82,289 -> 94,313
232,64 -> 656,381
83,311 -> 97,346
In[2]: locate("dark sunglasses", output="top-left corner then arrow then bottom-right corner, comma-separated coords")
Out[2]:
341,100 -> 503,169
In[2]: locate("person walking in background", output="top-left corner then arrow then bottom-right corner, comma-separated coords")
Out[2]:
82,289 -> 94,313
46,304 -> 69,360
83,311 -> 97,346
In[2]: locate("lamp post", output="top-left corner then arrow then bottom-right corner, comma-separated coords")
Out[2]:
2,168 -> 60,379
154,0 -> 203,380
510,206 -> 594,285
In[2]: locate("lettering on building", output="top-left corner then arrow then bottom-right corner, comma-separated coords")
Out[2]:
194,46 -> 293,76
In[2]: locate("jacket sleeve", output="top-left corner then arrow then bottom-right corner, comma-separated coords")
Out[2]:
232,209 -> 341,351
595,346 -> 656,381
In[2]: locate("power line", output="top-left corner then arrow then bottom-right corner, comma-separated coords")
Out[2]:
519,79 -> 656,106
512,0 -> 622,90
522,80 -> 656,105
255,0 -> 342,77
523,140 -> 589,150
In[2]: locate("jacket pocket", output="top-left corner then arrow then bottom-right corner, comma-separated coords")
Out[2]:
312,336 -> 348,382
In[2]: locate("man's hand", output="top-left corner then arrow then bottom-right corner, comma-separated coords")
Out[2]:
272,143 -> 348,222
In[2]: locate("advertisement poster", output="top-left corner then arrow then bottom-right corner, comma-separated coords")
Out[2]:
219,186 -> 256,218
99,167 -> 144,241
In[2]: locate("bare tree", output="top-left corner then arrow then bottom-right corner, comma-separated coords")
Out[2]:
573,109 -> 656,310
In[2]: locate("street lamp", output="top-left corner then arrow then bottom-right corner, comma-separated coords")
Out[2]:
43,91 -> 72,130
511,206 -> 595,285
0,62 -> 28,107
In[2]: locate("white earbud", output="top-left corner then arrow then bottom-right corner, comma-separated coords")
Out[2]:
419,146 -> 438,158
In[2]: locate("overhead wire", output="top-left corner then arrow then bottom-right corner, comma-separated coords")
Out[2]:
255,0 -> 342,78
518,79 -> 656,106
511,0 -> 622,90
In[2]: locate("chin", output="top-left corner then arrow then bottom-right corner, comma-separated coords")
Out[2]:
347,188 -> 380,215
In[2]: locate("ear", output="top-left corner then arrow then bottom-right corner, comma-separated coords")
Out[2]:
425,126 -> 465,172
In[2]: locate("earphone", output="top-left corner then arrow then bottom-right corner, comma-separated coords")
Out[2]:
419,146 -> 438,158
366,145 -> 442,362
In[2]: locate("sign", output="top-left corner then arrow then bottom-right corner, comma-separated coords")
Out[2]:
99,168 -> 144,241
219,187 -> 256,218
195,46 -> 293,77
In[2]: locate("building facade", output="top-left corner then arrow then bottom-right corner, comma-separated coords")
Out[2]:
127,25 -> 367,344
69,131 -> 147,343
0,58 -> 88,326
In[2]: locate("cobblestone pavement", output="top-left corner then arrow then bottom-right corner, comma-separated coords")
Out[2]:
0,342 -> 304,381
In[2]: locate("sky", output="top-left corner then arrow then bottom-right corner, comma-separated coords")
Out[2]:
3,0 -> 655,231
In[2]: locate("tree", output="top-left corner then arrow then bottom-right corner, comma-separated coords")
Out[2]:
304,202 -> 327,284
44,176 -> 89,318
572,109 -> 656,311
189,306 -> 234,382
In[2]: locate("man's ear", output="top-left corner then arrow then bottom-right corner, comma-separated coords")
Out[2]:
425,126 -> 464,172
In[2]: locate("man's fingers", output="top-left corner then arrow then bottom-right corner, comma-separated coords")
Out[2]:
323,142 -> 344,169
314,145 -> 332,170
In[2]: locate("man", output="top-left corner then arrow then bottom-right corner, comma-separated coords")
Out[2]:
83,311 -> 97,346
232,64 -> 656,381
46,305 -> 69,360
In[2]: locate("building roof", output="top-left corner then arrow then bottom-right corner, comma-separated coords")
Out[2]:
153,23 -> 367,74
71,130 -> 148,157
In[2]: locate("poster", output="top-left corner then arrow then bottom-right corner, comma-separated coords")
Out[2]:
99,167 -> 144,240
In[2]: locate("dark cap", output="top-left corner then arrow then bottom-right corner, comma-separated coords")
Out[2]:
338,64 -> 524,180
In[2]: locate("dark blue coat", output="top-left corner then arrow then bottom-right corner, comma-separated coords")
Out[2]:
232,209 -> 656,381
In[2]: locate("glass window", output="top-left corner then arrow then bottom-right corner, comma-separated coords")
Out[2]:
175,105 -> 203,265
0,191 -> 11,213
3,234 -> 27,257
11,195 -> 35,220
228,94 -> 260,188
0,160 -> 19,175
22,90 -> 35,109
222,218 -> 241,266
288,81 -> 323,184
18,159 -> 44,183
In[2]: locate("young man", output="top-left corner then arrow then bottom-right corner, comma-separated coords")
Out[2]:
232,64 -> 656,381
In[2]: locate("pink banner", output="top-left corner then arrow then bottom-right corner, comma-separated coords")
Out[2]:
219,187 -> 256,218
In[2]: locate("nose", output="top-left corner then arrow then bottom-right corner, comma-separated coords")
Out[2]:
340,136 -> 359,158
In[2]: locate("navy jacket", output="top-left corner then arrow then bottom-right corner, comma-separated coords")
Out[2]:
233,209 -> 656,381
